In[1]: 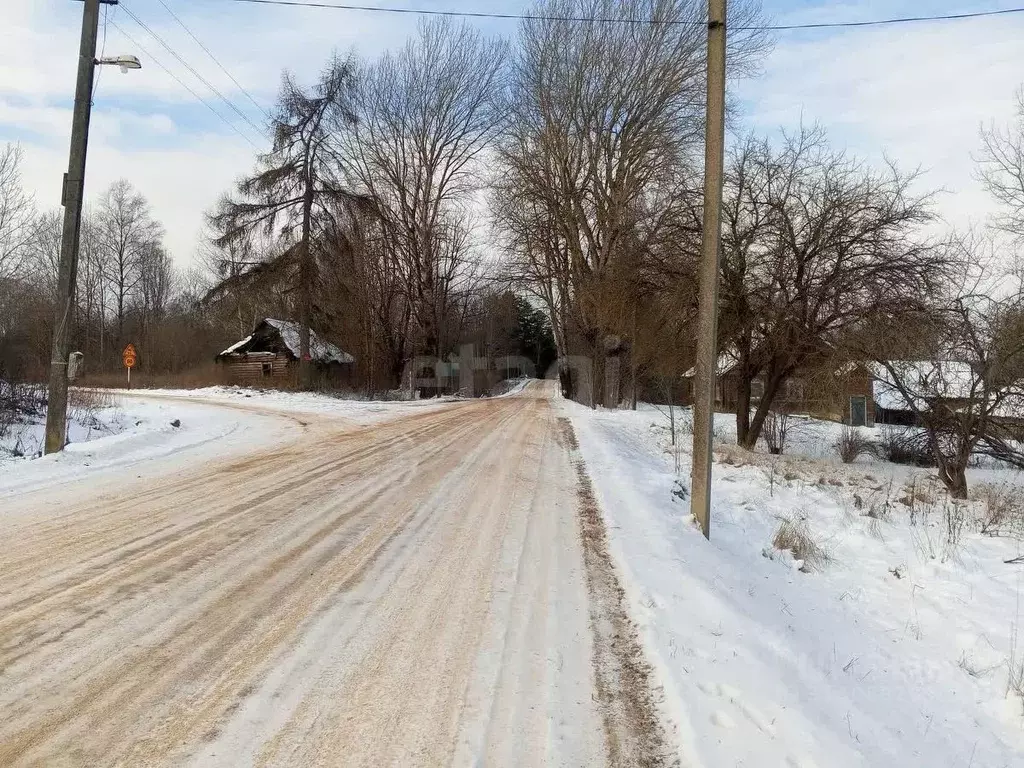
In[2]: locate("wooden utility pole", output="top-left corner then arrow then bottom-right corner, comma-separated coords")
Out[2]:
690,0 -> 728,539
44,0 -> 104,454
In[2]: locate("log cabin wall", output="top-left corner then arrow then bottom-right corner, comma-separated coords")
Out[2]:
219,353 -> 294,386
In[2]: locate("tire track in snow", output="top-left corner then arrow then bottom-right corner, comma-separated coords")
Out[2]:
0,385 -> 661,767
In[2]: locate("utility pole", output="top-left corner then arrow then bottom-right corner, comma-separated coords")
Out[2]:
44,0 -> 130,454
44,0 -> 103,454
690,0 -> 728,540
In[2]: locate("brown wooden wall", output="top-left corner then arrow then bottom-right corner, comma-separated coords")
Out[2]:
217,355 -> 358,390
219,354 -> 293,386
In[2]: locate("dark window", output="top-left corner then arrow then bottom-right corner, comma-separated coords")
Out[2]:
261,362 -> 273,377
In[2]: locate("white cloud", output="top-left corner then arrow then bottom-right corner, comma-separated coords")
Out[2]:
3,0 -> 1023,266
737,5 -> 1024,233
0,0 -> 444,263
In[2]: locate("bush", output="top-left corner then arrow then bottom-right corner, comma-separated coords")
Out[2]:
762,410 -> 791,455
834,425 -> 876,464
772,516 -> 830,572
879,425 -> 935,467
0,380 -> 46,440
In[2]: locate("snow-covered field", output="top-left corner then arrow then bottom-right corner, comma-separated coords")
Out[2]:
564,400 -> 1024,767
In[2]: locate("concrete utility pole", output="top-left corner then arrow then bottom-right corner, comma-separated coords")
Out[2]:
44,0 -> 113,454
690,0 -> 728,540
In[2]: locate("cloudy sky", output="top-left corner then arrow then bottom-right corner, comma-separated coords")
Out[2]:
2,0 -> 1023,264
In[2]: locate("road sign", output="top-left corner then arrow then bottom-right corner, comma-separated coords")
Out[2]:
123,343 -> 137,389
123,343 -> 137,369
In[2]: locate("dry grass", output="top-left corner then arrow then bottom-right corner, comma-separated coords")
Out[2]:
772,516 -> 830,572
70,388 -> 117,410
1008,622 -> 1024,712
978,483 -> 1024,538
76,364 -> 225,390
957,651 -> 999,680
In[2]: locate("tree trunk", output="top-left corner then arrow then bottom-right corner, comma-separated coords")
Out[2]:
742,367 -> 787,450
559,357 -> 574,400
939,461 -> 969,499
629,354 -> 638,411
735,376 -> 752,447
935,436 -> 973,500
298,174 -> 314,391
591,343 -> 604,409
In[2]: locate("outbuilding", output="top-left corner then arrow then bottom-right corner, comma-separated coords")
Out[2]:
216,319 -> 355,387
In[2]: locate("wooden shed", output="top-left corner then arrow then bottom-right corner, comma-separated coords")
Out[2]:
215,319 -> 355,387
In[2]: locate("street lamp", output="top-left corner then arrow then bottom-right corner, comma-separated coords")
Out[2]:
96,55 -> 142,73
43,0 -> 141,455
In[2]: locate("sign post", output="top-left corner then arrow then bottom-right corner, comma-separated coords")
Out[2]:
123,343 -> 137,389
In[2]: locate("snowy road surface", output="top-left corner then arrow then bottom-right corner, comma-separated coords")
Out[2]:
0,382 -> 666,767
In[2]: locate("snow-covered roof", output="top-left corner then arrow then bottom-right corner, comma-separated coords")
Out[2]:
218,320 -> 354,364
871,361 -> 977,411
682,347 -> 741,379
265,319 -> 354,364
219,334 -> 253,357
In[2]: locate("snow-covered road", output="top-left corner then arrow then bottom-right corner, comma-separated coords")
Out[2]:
0,382 -> 666,767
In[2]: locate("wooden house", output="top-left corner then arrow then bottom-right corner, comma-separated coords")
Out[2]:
682,352 -> 877,426
216,319 -> 355,387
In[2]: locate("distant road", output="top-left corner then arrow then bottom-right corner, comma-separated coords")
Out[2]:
0,381 -> 669,767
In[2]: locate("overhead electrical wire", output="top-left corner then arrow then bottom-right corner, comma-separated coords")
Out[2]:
221,0 -> 1024,30
152,0 -> 270,118
109,19 -> 262,150
119,3 -> 270,140
92,4 -> 112,101
105,1 -> 1024,149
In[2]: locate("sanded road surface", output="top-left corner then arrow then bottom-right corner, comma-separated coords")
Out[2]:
0,382 -> 666,767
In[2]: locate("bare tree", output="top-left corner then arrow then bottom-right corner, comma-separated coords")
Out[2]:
138,243 -> 175,325
347,18 -> 506,359
978,87 -> 1024,241
0,144 -> 34,285
75,213 -> 108,364
876,292 -> 1024,499
493,0 -> 766,407
25,210 -> 63,299
95,180 -> 164,348
719,126 -> 952,449
210,55 -> 360,388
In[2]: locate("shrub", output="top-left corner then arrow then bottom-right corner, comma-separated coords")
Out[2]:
879,425 -> 935,467
0,381 -> 46,440
834,425 -> 876,464
762,410 -> 791,455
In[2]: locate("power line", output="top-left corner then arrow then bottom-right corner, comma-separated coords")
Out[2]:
221,0 -> 1024,30
152,0 -> 270,118
119,3 -> 269,140
92,4 -> 112,101
766,6 -> 1024,31
109,19 -> 262,150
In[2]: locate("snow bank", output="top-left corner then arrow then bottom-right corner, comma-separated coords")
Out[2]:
143,385 -> 456,425
0,386 -> 456,498
563,400 -> 1024,767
